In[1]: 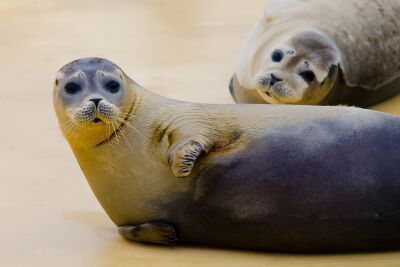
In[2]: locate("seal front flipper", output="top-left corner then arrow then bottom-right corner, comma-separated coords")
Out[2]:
168,135 -> 212,178
118,222 -> 177,245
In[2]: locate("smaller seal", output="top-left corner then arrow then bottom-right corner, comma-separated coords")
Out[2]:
230,0 -> 400,106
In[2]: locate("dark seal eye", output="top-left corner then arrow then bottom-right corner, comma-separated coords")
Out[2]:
106,80 -> 120,93
299,71 -> 315,83
271,50 -> 283,62
65,82 -> 81,94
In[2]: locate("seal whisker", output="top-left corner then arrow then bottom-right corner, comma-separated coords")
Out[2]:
113,120 -> 133,148
117,111 -> 144,122
116,117 -> 144,138
62,120 -> 79,139
70,125 -> 80,148
64,126 -> 78,142
107,121 -> 111,141
61,120 -> 75,131
110,121 -> 120,145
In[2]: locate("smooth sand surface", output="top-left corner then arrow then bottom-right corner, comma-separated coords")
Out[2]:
1,0 -> 400,266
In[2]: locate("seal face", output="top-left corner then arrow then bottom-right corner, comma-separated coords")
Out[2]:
55,58 -> 400,252
252,31 -> 339,104
53,58 -> 135,148
232,0 -> 400,106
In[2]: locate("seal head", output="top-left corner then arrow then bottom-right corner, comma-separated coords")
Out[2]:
251,31 -> 339,104
53,58 -> 135,148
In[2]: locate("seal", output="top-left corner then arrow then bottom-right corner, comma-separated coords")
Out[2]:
230,0 -> 400,106
54,58 -> 400,252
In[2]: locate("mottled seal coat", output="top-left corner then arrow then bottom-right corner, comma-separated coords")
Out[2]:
231,0 -> 400,106
54,58 -> 400,252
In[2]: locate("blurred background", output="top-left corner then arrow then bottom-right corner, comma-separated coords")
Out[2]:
1,0 -> 399,266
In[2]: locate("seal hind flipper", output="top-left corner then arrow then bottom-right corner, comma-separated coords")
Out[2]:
118,222 -> 177,245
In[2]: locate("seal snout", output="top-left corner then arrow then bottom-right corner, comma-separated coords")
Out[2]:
269,74 -> 282,86
259,73 -> 282,89
71,97 -> 120,125
89,98 -> 103,108
258,74 -> 282,98
266,74 -> 283,97
90,98 -> 103,123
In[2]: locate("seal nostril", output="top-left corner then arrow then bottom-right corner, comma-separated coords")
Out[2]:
269,74 -> 282,86
89,98 -> 102,108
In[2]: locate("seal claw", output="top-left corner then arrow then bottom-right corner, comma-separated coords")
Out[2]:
170,141 -> 203,178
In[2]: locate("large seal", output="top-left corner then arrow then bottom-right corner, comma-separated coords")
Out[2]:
54,58 -> 400,252
230,0 -> 400,106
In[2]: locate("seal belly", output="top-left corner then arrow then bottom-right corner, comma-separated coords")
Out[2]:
167,114 -> 400,252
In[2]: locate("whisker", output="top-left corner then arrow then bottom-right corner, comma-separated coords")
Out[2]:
114,121 -> 133,148
116,117 -> 144,138
110,121 -> 120,145
117,111 -> 143,121
108,121 -> 111,141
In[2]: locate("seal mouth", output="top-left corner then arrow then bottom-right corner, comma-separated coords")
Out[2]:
260,85 -> 274,99
258,85 -> 289,103
95,102 -> 135,147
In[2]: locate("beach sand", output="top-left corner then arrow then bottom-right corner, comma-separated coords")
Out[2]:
1,0 -> 399,266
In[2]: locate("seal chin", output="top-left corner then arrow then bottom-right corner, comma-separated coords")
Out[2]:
62,100 -> 126,147
264,89 -> 273,98
257,83 -> 303,104
94,108 -> 131,147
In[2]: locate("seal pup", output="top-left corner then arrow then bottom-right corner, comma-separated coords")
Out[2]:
54,58 -> 400,252
230,0 -> 400,107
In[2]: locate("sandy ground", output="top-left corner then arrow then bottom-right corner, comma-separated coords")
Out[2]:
1,0 -> 400,266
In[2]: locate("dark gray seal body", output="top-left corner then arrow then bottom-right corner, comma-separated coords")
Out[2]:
167,115 -> 400,252
54,58 -> 400,252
